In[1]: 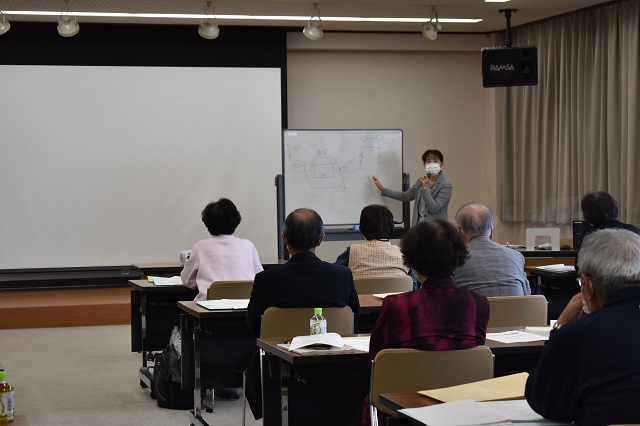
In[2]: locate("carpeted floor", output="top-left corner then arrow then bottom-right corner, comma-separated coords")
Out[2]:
0,324 -> 260,425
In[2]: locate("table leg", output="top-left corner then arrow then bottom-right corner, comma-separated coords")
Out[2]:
280,359 -> 290,426
182,315 -> 209,426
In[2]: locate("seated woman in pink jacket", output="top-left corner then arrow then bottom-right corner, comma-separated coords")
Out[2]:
181,197 -> 263,301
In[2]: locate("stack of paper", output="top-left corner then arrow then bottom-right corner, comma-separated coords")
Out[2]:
420,373 -> 529,403
150,276 -> 183,286
524,326 -> 552,339
342,336 -> 370,352
486,330 -> 548,343
286,332 -> 352,354
279,334 -> 370,354
535,264 -> 576,272
196,299 -> 249,310
372,292 -> 402,299
399,399 -> 549,426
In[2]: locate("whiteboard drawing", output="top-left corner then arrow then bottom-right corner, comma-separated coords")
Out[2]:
312,156 -> 336,178
284,129 -> 403,225
359,134 -> 383,168
332,190 -> 350,213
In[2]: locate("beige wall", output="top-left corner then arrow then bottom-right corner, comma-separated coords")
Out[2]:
287,32 -> 486,260
286,32 -> 569,261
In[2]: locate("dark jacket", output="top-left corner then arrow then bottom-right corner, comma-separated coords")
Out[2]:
245,251 -> 360,419
526,287 -> 640,425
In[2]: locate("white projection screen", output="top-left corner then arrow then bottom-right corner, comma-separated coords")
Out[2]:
0,65 -> 281,269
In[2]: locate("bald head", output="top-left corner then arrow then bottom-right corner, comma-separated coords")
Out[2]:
282,208 -> 324,251
455,202 -> 493,240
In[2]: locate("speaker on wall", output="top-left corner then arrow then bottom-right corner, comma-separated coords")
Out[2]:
481,46 -> 538,88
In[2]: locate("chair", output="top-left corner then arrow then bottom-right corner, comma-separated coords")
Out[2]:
487,295 -> 548,328
369,346 -> 494,422
240,306 -> 355,425
525,228 -> 561,251
261,306 -> 354,339
207,280 -> 253,300
353,276 -> 413,295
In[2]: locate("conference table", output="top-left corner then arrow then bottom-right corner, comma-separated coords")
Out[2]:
128,259 -> 286,388
128,279 -> 197,387
524,266 -> 578,320
177,294 -> 383,426
177,290 -> 546,426
256,327 -> 547,426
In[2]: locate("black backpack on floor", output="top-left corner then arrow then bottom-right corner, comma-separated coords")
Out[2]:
150,343 -> 194,409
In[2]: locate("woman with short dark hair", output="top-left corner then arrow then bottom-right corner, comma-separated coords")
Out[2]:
372,149 -> 452,226
181,198 -> 263,301
335,204 -> 416,287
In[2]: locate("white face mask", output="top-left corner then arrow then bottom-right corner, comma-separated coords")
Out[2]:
425,163 -> 441,176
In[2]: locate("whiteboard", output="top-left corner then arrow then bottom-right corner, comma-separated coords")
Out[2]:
283,129 -> 403,225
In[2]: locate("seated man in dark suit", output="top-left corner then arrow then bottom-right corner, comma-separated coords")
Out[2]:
526,228 -> 640,425
245,208 -> 361,422
453,202 -> 530,296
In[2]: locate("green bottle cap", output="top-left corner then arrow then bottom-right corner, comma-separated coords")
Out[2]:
0,371 -> 6,381
314,307 -> 322,315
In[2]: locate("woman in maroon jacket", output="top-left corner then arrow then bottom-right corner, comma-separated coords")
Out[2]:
364,219 -> 490,425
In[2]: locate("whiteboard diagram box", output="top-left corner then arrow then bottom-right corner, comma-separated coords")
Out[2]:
283,129 -> 403,226
332,191 -> 350,213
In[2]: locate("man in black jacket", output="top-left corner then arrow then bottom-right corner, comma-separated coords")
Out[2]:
245,208 -> 361,422
526,228 -> 640,425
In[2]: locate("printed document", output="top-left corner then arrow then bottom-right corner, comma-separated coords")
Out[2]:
486,330 -> 548,343
151,276 -> 183,286
196,299 -> 249,310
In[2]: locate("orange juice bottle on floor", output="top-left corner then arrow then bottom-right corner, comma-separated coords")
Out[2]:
0,371 -> 14,423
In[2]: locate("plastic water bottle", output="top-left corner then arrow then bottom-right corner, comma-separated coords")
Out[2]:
0,370 -> 14,423
310,308 -> 327,335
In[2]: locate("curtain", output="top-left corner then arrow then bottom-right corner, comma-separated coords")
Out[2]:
500,0 -> 639,226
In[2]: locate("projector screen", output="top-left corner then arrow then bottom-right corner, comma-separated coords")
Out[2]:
0,65 -> 281,269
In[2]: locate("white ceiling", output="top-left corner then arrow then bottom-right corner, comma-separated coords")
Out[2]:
1,0 -> 612,33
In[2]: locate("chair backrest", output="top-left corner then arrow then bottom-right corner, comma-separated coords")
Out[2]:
353,276 -> 413,295
487,295 -> 548,328
370,346 -> 494,416
525,228 -> 561,251
260,306 -> 354,339
207,280 -> 254,300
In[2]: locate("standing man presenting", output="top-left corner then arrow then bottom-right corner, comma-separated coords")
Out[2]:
453,202 -> 529,296
372,149 -> 452,226
525,228 -> 640,425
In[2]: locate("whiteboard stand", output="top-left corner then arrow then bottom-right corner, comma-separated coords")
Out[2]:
275,173 -> 410,260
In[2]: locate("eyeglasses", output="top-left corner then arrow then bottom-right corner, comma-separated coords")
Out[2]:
576,275 -> 592,288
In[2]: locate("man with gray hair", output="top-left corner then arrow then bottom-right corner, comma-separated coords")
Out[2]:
526,228 -> 640,425
453,202 -> 530,296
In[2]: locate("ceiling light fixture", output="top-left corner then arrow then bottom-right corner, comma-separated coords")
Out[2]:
422,6 -> 441,40
422,6 -> 442,40
57,0 -> 79,37
303,3 -> 323,40
198,1 -> 219,40
0,11 -> 10,35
